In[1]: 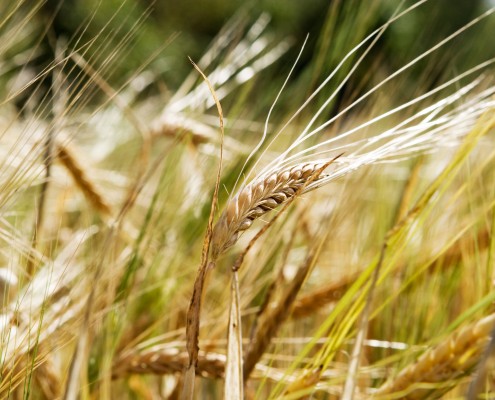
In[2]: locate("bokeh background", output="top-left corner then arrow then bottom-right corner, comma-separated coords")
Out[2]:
5,0 -> 495,111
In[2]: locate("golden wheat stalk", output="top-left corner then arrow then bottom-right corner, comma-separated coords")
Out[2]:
373,313 -> 495,399
211,161 -> 331,259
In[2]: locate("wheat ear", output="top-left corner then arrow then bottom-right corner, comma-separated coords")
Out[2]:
56,142 -> 112,216
113,349 -> 226,380
374,313 -> 495,399
291,272 -> 358,319
112,348 -> 290,384
211,162 -> 329,259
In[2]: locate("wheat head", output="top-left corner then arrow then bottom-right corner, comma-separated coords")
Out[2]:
210,162 -> 328,259
56,142 -> 112,216
374,313 -> 495,399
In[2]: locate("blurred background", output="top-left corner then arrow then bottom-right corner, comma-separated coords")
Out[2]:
3,0 -> 495,113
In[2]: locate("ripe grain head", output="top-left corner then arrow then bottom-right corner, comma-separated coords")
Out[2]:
210,161 -> 329,259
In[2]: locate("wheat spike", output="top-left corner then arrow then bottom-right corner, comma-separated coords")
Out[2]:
150,117 -> 209,146
112,348 -> 292,384
374,313 -> 495,399
56,142 -> 113,217
291,273 -> 358,319
211,162 -> 328,258
113,349 -> 226,380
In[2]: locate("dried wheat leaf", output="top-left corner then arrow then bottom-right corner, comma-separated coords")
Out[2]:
180,367 -> 196,400
342,243 -> 387,400
224,271 -> 243,400
183,59 -> 224,399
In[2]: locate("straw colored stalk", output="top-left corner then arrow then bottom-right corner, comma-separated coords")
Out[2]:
211,162 -> 329,259
374,313 -> 495,399
224,270 -> 243,399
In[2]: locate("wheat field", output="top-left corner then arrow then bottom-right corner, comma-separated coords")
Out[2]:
1,0 -> 495,399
